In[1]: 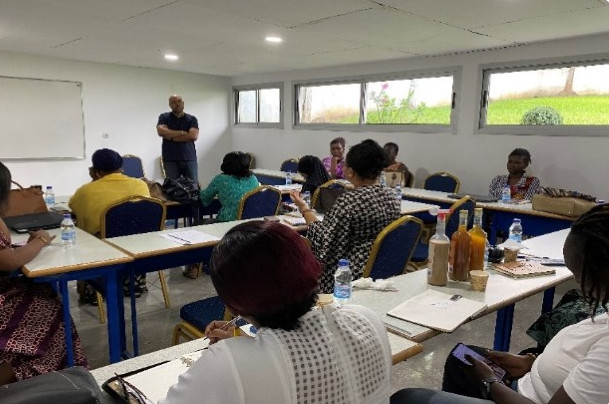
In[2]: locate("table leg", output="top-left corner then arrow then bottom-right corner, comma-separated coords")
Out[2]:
542,287 -> 555,314
493,304 -> 514,351
104,270 -> 123,363
58,280 -> 74,366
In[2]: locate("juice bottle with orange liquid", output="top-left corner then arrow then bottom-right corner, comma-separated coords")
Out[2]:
468,208 -> 487,272
449,209 -> 470,281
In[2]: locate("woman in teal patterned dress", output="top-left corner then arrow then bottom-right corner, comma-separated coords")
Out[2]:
199,152 -> 259,222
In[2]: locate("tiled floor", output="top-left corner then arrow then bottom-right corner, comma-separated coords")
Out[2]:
71,268 -> 577,393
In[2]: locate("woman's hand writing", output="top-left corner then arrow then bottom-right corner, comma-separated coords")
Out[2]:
204,320 -> 236,345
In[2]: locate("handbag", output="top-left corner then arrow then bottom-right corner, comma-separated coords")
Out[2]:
142,178 -> 168,202
0,366 -> 107,404
6,181 -> 48,217
162,176 -> 199,203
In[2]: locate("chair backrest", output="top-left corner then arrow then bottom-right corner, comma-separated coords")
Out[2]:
180,295 -> 230,331
444,196 -> 476,239
244,152 -> 255,169
405,170 -> 415,187
237,186 -> 282,220
311,180 -> 347,214
159,156 -> 166,179
423,172 -> 460,193
101,196 -> 166,238
122,154 -> 145,178
383,171 -> 404,188
280,158 -> 299,173
363,216 -> 424,279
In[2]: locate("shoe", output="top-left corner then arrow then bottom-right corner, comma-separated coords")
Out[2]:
182,264 -> 200,279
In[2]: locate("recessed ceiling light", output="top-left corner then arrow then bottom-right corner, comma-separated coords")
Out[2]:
164,53 -> 179,61
265,36 -> 282,43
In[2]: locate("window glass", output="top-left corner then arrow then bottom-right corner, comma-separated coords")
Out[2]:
237,90 -> 256,123
259,88 -> 280,123
484,63 -> 609,126
297,83 -> 361,124
366,76 -> 453,124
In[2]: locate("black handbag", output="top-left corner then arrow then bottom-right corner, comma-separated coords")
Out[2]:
162,176 -> 199,203
0,367 -> 107,404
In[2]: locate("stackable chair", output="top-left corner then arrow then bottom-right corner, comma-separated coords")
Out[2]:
172,296 -> 231,344
97,196 -> 171,328
237,186 -> 282,219
409,196 -> 475,269
362,216 -> 424,279
311,180 -> 348,214
423,172 -> 460,193
122,154 -> 145,178
280,158 -> 299,173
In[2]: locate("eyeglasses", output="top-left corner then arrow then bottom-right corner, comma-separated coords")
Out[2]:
114,373 -> 154,404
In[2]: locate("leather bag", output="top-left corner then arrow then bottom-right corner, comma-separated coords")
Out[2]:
162,176 -> 199,203
6,181 -> 48,217
0,366 -> 108,404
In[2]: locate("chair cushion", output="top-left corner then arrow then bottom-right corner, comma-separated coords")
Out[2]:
180,297 -> 226,331
410,243 -> 430,262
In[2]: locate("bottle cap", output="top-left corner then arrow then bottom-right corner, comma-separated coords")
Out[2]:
513,218 -> 521,223
63,213 -> 72,219
338,258 -> 349,266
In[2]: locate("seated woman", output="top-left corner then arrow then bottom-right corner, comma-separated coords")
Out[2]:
391,203 -> 609,404
489,148 -> 541,200
383,142 -> 412,187
160,221 -> 392,404
322,137 -> 346,179
297,155 -> 329,195
0,162 -> 88,385
291,139 -> 401,294
199,151 -> 259,222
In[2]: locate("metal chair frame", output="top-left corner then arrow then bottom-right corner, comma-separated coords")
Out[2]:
423,171 -> 460,193
236,186 -> 282,220
122,154 -> 146,179
310,179 -> 347,210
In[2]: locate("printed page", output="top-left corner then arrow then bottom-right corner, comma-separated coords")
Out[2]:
160,230 -> 220,245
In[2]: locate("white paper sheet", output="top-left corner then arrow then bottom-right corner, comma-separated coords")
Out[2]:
160,230 -> 220,245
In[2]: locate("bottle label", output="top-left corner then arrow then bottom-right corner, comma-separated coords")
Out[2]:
334,284 -> 351,300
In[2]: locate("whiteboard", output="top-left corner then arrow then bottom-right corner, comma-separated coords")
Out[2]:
0,76 -> 85,160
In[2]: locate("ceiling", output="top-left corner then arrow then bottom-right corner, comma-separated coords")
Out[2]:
1,0 -> 608,77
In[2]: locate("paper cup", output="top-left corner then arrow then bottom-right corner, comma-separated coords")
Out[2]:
503,247 -> 518,262
317,294 -> 334,307
470,270 -> 489,292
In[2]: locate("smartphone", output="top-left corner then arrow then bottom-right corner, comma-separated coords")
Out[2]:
450,343 -> 509,384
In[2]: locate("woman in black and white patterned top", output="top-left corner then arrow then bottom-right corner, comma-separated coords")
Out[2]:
291,139 -> 401,293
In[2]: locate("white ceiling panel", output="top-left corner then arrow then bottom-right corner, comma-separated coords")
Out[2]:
0,0 -> 609,76
380,0 -> 605,29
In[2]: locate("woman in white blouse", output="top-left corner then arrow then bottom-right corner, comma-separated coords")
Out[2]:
160,221 -> 392,404
391,204 -> 609,404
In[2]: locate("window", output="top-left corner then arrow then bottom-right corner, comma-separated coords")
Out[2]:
478,57 -> 609,136
294,70 -> 458,131
234,84 -> 282,127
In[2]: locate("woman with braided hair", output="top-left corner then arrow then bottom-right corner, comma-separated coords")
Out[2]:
390,204 -> 609,404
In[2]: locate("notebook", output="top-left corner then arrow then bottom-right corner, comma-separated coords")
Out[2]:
448,193 -> 498,203
387,289 -> 487,332
4,212 -> 64,233
492,261 -> 556,278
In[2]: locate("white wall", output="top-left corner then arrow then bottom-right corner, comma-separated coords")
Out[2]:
0,51 -> 230,196
231,33 -> 609,201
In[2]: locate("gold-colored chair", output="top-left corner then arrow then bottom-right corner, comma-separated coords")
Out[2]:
172,296 -> 232,345
279,158 -> 299,173
310,180 -> 348,214
122,154 -> 145,178
422,171 -> 460,193
236,186 -> 282,220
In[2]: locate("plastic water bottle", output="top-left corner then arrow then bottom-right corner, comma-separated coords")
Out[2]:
44,186 -> 55,206
501,186 -> 511,203
395,184 -> 402,202
285,172 -> 293,185
508,218 -> 523,243
379,172 -> 387,187
60,213 -> 76,247
302,191 -> 311,207
333,259 -> 352,305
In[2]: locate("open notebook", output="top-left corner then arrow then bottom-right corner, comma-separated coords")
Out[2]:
387,289 -> 487,333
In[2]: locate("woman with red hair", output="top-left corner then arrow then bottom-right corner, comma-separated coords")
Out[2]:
160,221 -> 392,404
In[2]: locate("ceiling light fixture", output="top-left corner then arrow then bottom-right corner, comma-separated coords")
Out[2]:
164,53 -> 179,61
265,36 -> 282,43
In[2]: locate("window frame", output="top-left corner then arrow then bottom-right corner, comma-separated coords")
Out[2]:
292,67 -> 461,133
476,54 -> 609,137
233,83 -> 283,128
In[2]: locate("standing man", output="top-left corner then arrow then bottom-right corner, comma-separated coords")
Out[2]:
157,94 -> 199,184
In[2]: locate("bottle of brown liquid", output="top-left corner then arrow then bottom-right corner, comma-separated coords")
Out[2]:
449,209 -> 471,281
428,210 -> 450,286
468,208 -> 487,272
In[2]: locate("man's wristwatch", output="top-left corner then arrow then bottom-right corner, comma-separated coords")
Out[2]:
481,377 -> 501,399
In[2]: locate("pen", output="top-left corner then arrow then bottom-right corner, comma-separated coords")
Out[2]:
203,315 -> 242,340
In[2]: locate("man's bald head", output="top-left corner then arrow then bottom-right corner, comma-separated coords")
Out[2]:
169,95 -> 185,116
